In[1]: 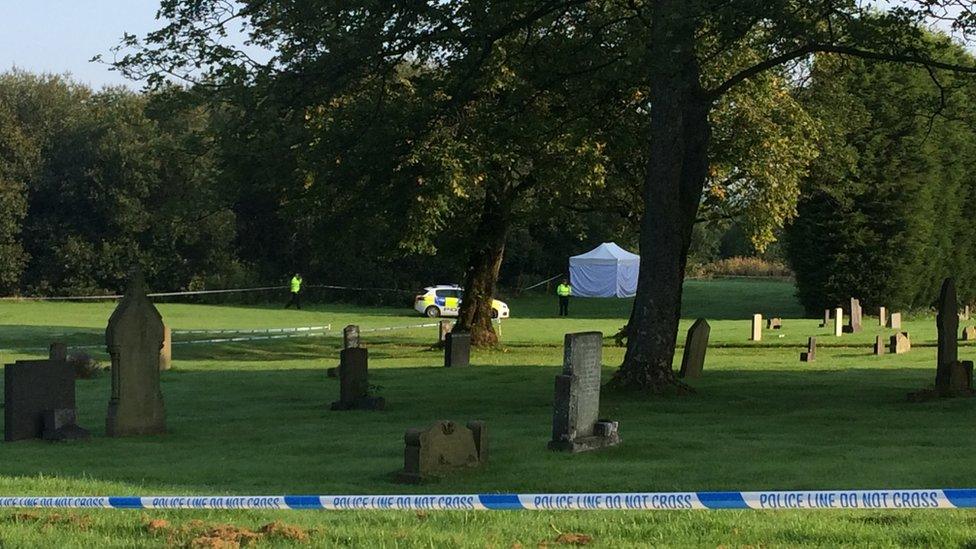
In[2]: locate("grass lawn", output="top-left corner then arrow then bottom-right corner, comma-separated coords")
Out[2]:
0,278 -> 975,547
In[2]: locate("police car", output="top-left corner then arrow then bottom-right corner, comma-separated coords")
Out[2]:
413,285 -> 510,318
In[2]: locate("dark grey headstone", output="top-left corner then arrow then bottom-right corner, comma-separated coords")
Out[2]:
342,325 -> 360,349
330,347 -> 384,410
549,332 -> 619,453
800,337 -> 816,362
678,319 -> 710,378
105,270 -> 166,437
444,332 -> 470,368
4,360 -> 76,442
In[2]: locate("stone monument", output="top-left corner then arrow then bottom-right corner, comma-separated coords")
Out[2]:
890,332 -> 911,354
820,309 -> 830,328
844,298 -> 863,333
444,331 -> 470,368
834,308 -> 843,337
963,326 -> 976,341
548,332 -> 619,453
800,337 -> 816,363
678,319 -> 709,378
5,346 -> 88,442
330,347 -> 385,410
879,307 -> 887,327
397,420 -> 487,483
908,278 -> 975,400
438,320 -> 454,344
159,325 -> 172,371
751,314 -> 762,341
874,335 -> 885,355
343,324 -> 360,349
105,270 -> 167,437
889,312 -> 902,330
766,317 -> 782,330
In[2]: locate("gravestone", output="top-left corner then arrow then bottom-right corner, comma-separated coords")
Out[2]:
766,317 -> 782,330
800,337 -> 816,362
751,314 -> 762,341
49,342 -> 67,362
889,312 -> 902,330
678,319 -> 710,378
397,420 -> 487,483
844,298 -> 863,333
159,325 -> 172,371
879,307 -> 887,327
343,324 -> 360,349
874,335 -> 885,356
820,309 -> 830,328
42,409 -> 90,441
549,332 -> 619,453
330,347 -> 384,410
105,270 -> 167,437
963,305 -> 971,321
5,346 -> 87,442
444,331 -> 471,368
889,331 -> 911,354
908,278 -> 975,401
963,326 -> 976,341
438,320 -> 454,344
834,308 -> 843,337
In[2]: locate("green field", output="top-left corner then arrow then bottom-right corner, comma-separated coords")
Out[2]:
1,279 -> 974,547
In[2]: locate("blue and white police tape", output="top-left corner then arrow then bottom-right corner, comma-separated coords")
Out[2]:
1,490 -> 975,510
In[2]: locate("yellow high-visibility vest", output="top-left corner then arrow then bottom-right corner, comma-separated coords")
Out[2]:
290,276 -> 303,293
556,284 -> 572,297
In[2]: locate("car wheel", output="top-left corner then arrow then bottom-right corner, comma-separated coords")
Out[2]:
425,306 -> 441,318
491,308 -> 499,319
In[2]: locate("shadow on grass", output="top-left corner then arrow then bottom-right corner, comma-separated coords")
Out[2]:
0,365 -> 969,495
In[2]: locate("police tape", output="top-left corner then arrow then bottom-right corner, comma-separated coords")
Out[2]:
0,286 -> 288,301
358,322 -> 441,333
0,490 -> 972,510
172,325 -> 332,335
172,328 -> 333,346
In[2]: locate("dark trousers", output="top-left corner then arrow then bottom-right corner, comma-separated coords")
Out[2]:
285,291 -> 302,309
558,296 -> 569,316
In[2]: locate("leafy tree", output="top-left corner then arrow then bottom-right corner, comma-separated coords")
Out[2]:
788,49 -> 976,313
115,1 -> 976,391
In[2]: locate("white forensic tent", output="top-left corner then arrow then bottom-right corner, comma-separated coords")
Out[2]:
568,242 -> 640,298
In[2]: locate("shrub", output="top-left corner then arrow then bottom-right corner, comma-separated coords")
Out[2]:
689,257 -> 793,279
67,351 -> 102,379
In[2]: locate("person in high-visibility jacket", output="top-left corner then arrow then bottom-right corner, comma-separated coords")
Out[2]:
285,273 -> 303,310
556,279 -> 572,317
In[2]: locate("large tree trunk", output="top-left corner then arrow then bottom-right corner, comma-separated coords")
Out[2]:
455,181 -> 513,347
610,4 -> 711,393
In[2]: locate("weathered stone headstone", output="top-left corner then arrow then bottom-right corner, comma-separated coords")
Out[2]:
800,337 -> 816,362
889,331 -> 911,354
678,319 -> 710,378
444,331 -> 471,368
105,270 -> 166,437
908,278 -> 976,401
874,335 -> 885,356
342,324 -> 360,349
963,326 -> 976,341
889,312 -> 902,330
820,309 -> 830,328
4,345 -> 86,442
751,314 -> 762,341
879,307 -> 887,327
438,320 -> 454,344
397,420 -> 487,483
834,308 -> 843,337
330,347 -> 384,410
766,317 -> 782,330
963,305 -> 971,321
844,298 -> 863,333
159,325 -> 172,371
549,332 -> 619,453
935,278 -> 959,387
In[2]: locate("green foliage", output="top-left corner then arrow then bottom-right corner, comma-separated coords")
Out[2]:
0,73 -> 241,295
787,49 -> 976,314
